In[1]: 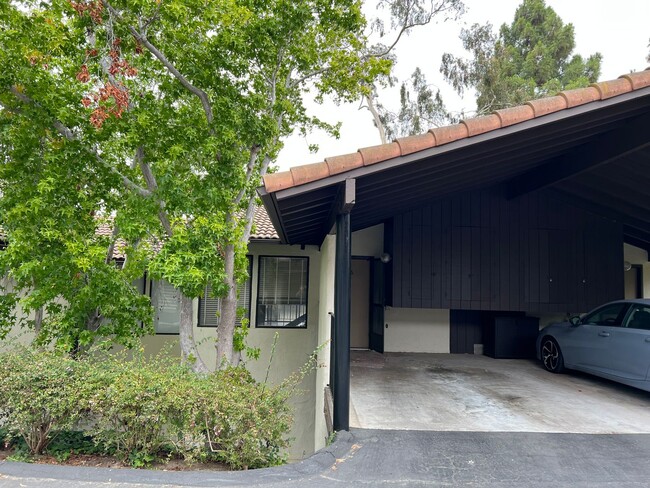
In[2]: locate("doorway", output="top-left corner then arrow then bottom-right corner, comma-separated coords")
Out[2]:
625,264 -> 643,299
350,257 -> 385,352
351,258 -> 370,349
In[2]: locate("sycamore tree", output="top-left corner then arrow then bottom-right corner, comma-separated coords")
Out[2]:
441,0 -> 602,113
0,0 -> 387,370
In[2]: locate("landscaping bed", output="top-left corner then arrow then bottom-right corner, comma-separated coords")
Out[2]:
0,345 -> 311,470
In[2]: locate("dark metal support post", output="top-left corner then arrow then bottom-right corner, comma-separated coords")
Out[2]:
333,211 -> 351,431
333,179 -> 355,432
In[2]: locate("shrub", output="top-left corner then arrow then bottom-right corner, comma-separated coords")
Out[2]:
195,367 -> 294,469
0,347 -> 85,454
80,349 -> 197,467
0,341 -> 314,469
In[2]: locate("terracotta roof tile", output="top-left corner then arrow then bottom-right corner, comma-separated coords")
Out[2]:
325,152 -> 364,175
620,68 -> 650,90
429,123 -> 469,146
395,133 -> 436,156
559,86 -> 601,108
591,78 -> 633,99
525,95 -> 567,117
493,105 -> 535,127
358,142 -> 401,165
290,162 -> 330,187
250,206 -> 279,240
264,68 -> 650,194
461,114 -> 502,137
0,207 -> 279,255
263,171 -> 295,193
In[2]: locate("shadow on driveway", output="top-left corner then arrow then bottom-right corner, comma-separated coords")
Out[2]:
2,429 -> 650,487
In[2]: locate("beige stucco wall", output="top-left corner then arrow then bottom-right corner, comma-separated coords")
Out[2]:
351,224 -> 384,258
140,242 -> 321,461
383,307 -> 450,353
314,234 -> 335,453
624,243 -> 649,297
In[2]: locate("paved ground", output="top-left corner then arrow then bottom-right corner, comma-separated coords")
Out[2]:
2,352 -> 650,486
350,351 -> 650,433
2,429 -> 650,487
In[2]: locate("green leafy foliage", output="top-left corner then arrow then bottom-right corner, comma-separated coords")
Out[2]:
441,0 -> 602,113
0,347 -> 86,454
0,344 -> 314,469
0,0 -> 387,364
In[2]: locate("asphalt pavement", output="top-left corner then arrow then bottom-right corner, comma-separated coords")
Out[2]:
2,429 -> 650,487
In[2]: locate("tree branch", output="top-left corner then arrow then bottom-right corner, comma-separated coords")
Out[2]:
101,0 -> 215,128
363,92 -> 388,144
135,146 -> 173,237
5,87 -> 152,198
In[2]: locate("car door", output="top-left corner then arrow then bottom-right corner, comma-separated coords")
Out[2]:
605,304 -> 650,380
560,302 -> 629,372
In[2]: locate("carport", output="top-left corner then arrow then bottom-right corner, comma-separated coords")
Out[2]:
260,69 -> 650,432
349,351 -> 650,433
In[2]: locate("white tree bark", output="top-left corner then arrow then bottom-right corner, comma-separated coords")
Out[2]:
216,243 -> 237,368
179,293 -> 208,373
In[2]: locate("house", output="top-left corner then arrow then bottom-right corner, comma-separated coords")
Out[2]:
3,68 -> 650,461
257,67 -> 650,455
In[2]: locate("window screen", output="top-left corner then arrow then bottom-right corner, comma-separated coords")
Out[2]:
151,280 -> 181,334
198,257 -> 252,327
256,256 -> 308,328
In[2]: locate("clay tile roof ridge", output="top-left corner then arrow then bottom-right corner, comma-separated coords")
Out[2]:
265,67 -> 650,193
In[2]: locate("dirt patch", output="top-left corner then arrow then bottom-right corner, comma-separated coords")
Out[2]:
0,448 -> 229,471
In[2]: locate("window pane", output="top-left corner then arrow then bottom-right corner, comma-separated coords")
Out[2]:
257,256 -> 308,328
152,280 -> 180,334
625,305 -> 650,330
582,303 -> 627,326
198,257 -> 252,327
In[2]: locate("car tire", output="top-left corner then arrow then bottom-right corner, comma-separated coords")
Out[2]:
540,337 -> 564,373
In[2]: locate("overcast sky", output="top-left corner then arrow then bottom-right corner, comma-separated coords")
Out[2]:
276,0 -> 649,171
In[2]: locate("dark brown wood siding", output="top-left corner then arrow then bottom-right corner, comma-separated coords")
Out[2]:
392,188 -> 624,313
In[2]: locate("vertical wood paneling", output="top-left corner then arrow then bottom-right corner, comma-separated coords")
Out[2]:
393,214 -> 402,307
432,202 -> 443,308
391,187 -> 624,313
402,211 -> 412,307
421,205 -> 432,308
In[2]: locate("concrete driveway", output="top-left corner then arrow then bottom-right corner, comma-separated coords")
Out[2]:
350,351 -> 650,433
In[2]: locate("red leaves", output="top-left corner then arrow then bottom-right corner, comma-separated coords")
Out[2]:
84,83 -> 129,128
76,64 -> 90,83
90,107 -> 110,128
70,1 -> 103,24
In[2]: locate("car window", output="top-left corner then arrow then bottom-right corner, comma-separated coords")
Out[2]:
624,305 -> 650,330
581,303 -> 629,327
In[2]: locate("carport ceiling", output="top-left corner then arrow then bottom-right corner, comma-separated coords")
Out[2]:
262,87 -> 650,248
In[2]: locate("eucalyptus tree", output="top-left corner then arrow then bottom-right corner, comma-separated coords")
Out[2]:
363,0 -> 464,143
0,0 -> 387,369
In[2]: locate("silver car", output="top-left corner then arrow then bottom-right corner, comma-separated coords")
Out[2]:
537,299 -> 650,392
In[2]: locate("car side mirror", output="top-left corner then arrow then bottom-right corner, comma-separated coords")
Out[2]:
569,316 -> 581,326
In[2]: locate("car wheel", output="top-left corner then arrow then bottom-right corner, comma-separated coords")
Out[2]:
541,337 -> 564,373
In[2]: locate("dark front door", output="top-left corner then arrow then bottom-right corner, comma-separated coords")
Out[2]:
369,258 -> 385,353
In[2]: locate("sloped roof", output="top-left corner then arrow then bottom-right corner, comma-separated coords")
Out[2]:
264,69 -> 650,193
250,206 -> 279,240
260,68 -> 650,246
0,207 -> 278,256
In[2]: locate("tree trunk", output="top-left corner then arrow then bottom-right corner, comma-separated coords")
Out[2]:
179,293 -> 208,373
216,244 -> 237,369
364,93 -> 388,144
